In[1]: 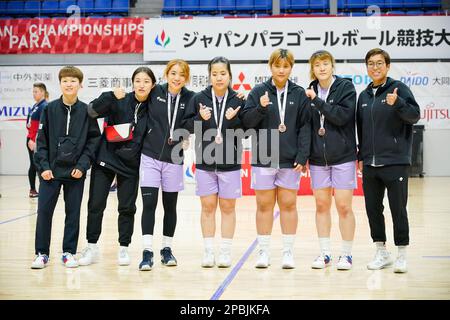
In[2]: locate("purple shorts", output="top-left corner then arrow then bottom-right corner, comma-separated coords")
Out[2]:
140,154 -> 184,192
251,166 -> 301,191
309,161 -> 357,190
195,169 -> 242,199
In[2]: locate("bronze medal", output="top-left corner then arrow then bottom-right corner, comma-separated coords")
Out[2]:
278,123 -> 287,133
318,128 -> 326,136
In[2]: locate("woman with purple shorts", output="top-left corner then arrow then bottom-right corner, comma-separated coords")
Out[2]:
184,56 -> 244,268
138,60 -> 195,271
305,50 -> 357,270
241,48 -> 311,269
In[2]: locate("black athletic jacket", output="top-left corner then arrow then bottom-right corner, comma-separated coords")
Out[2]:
34,97 -> 101,181
241,78 -> 311,168
183,86 -> 245,172
308,77 -> 357,166
141,83 -> 195,164
88,91 -> 148,177
357,77 -> 421,166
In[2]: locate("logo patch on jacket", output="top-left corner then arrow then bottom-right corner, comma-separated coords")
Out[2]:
157,96 -> 167,103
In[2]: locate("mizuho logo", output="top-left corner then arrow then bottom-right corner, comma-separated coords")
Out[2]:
155,30 -> 170,48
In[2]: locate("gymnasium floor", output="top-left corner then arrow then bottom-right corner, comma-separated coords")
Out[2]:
0,175 -> 449,300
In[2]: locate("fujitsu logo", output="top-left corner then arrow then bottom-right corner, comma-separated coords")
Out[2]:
232,72 -> 252,91
421,102 -> 450,122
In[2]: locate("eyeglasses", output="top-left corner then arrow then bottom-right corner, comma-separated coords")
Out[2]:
367,61 -> 385,69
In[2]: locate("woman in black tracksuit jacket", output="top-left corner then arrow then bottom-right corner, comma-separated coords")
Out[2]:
138,59 -> 195,271
183,56 -> 245,268
240,48 -> 311,269
305,50 -> 357,271
357,48 -> 420,273
78,67 -> 156,267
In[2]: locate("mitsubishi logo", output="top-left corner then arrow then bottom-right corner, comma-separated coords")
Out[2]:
232,72 -> 252,91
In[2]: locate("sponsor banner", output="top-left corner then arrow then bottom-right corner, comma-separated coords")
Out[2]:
0,17 -> 144,54
1,63 -> 448,128
144,16 -> 450,61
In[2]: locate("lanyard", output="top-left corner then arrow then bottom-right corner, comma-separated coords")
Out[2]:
276,81 -> 288,125
211,88 -> 228,137
66,105 -> 71,135
167,93 -> 180,140
134,102 -> 142,124
317,77 -> 335,129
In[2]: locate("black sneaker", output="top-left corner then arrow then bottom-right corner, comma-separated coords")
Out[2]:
29,189 -> 39,198
139,250 -> 153,271
160,247 -> 177,266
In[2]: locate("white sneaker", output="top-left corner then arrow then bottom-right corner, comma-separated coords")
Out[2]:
281,250 -> 295,269
62,252 -> 78,268
31,253 -> 49,269
367,249 -> 393,270
311,254 -> 332,269
337,255 -> 353,270
393,255 -> 407,273
78,246 -> 99,266
255,250 -> 270,268
201,250 -> 215,268
217,252 -> 232,268
118,247 -> 130,266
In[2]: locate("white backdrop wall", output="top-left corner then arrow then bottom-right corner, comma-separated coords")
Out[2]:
1,62 -> 449,175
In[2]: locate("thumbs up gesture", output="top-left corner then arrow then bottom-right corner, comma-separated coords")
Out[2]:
386,88 -> 398,106
305,86 -> 316,100
199,103 -> 212,121
225,106 -> 241,120
260,91 -> 272,108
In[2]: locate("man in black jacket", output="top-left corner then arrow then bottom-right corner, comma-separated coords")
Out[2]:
32,66 -> 101,269
357,48 -> 420,273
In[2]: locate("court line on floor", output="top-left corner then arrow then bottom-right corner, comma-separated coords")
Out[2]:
422,256 -> 450,259
0,213 -> 36,225
210,211 -> 280,300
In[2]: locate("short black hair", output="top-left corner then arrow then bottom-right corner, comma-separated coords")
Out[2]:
365,48 -> 391,65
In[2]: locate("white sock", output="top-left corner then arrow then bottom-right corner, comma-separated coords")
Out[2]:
257,235 -> 270,251
342,240 -> 353,256
282,234 -> 295,252
142,234 -> 153,252
120,245 -> 128,251
162,236 -> 173,249
397,245 -> 407,258
375,241 -> 387,252
88,243 -> 98,250
204,237 -> 214,252
319,237 -> 331,256
220,238 -> 232,254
